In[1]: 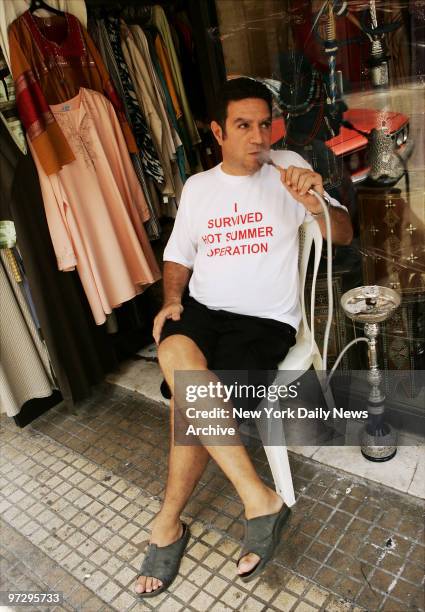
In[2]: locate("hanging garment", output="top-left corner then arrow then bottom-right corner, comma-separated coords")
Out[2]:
0,251 -> 55,417
89,17 -> 162,239
153,30 -> 198,173
130,26 -> 185,160
12,246 -> 42,329
149,30 -> 189,181
128,24 -> 186,192
131,26 -> 168,113
121,22 -> 177,197
8,10 -> 136,175
130,153 -> 162,238
0,118 -> 117,405
0,46 -> 27,153
129,25 -> 186,203
172,11 -> 207,121
151,5 -> 200,147
0,216 -> 41,332
95,15 -> 165,188
153,31 -> 183,123
0,0 -> 87,70
29,88 -> 161,326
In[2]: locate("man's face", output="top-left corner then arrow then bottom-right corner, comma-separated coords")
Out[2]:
211,98 -> 272,175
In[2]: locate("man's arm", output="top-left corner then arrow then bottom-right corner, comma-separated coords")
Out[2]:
163,261 -> 192,305
310,205 -> 353,246
277,165 -> 353,245
152,261 -> 192,344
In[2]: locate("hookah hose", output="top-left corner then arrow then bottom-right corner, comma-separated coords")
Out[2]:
267,158 -> 334,370
262,159 -> 333,371
265,158 -> 367,384
308,188 -> 333,372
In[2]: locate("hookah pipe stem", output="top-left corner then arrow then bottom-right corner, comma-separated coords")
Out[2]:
369,0 -> 378,30
368,0 -> 389,88
325,2 -> 338,109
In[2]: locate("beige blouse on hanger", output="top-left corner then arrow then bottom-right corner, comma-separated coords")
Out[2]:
29,88 -> 161,326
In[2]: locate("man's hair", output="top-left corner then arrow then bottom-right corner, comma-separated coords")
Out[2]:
213,78 -> 272,134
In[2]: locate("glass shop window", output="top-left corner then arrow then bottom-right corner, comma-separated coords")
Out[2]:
214,0 -> 424,384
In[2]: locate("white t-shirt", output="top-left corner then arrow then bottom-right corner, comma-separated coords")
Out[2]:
163,150 -> 345,330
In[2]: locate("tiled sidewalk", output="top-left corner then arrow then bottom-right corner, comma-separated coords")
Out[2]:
106,354 -> 425,499
0,383 -> 424,611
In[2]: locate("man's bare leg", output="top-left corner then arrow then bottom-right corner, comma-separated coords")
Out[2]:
135,335 -> 283,594
161,338 -> 283,575
135,337 -> 210,594
194,421 -> 283,578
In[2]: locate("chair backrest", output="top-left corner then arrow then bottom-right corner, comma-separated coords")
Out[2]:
297,220 -> 323,354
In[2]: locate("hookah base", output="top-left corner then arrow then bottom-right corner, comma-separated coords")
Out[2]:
361,447 -> 397,462
360,421 -> 398,462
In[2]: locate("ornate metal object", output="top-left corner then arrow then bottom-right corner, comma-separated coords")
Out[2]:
341,285 -> 401,461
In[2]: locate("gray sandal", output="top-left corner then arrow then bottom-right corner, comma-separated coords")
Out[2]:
237,504 -> 291,582
136,523 -> 190,598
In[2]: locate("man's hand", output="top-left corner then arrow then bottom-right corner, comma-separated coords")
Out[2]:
277,165 -> 324,214
153,301 -> 184,345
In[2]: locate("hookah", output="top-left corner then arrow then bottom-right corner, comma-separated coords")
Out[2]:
260,153 -> 401,461
338,285 -> 401,461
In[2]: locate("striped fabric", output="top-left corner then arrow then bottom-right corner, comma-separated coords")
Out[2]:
131,153 -> 162,240
0,251 -> 55,417
102,15 -> 165,187
90,18 -> 161,239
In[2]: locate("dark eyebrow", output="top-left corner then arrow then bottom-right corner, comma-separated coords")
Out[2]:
232,116 -> 272,124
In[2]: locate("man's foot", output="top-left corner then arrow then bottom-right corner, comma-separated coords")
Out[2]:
134,515 -> 183,594
237,489 -> 284,576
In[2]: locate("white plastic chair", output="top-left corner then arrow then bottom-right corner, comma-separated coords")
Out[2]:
256,220 -> 324,507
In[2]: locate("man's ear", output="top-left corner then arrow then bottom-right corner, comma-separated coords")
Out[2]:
211,120 -> 224,145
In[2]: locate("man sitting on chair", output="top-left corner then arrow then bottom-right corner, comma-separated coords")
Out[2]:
134,77 -> 352,597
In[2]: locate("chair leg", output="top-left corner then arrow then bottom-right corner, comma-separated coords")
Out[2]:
262,445 -> 296,507
256,399 -> 296,507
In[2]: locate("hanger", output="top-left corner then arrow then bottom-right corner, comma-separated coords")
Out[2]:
29,0 -> 65,17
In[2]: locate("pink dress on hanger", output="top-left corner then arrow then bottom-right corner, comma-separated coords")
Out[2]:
30,87 -> 161,325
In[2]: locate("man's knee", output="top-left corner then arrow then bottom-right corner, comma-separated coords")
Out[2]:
158,334 -> 207,381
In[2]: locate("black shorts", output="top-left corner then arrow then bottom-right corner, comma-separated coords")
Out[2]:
160,295 -> 296,411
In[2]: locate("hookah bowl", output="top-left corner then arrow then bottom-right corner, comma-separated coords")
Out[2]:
341,285 -> 401,461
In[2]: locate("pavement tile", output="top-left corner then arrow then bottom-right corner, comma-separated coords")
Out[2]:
203,550 -> 227,571
304,585 -> 329,607
115,565 -> 138,587
293,603 -> 318,612
286,576 -> 308,596
157,595 -> 186,611
96,579 -> 122,603
1,383 -> 423,612
388,577 -> 425,606
187,563 -> 211,586
112,590 -> 138,610
220,585 -> 247,608
204,574 -> 228,598
272,589 -> 299,611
